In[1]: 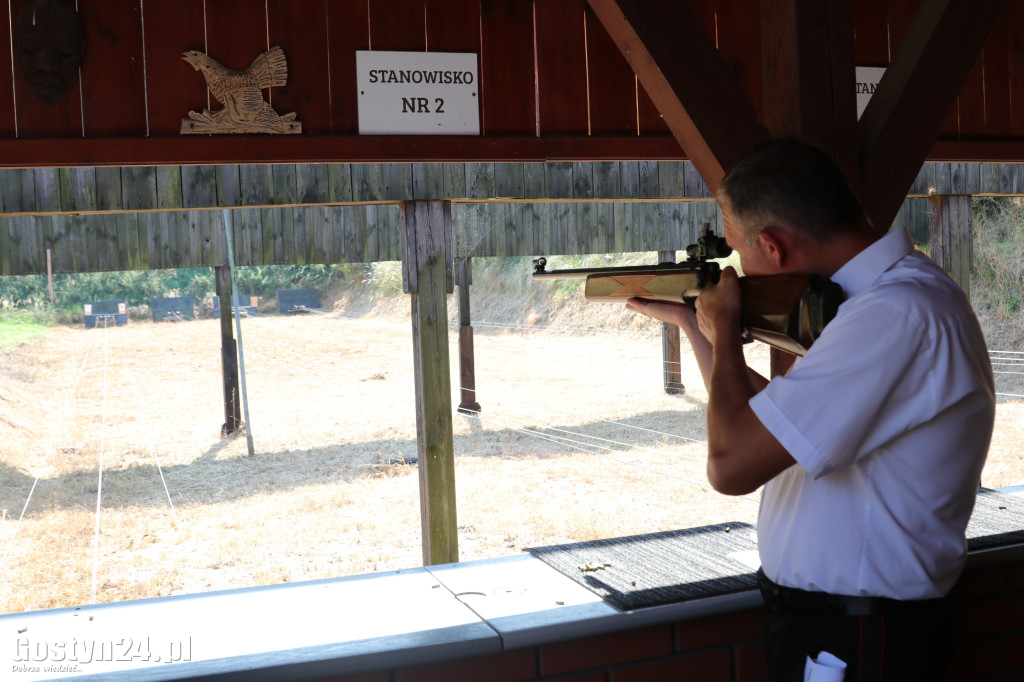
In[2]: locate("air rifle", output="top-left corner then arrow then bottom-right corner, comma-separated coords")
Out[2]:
532,228 -> 843,356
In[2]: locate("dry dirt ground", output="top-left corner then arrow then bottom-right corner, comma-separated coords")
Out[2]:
1,302 -> 1021,614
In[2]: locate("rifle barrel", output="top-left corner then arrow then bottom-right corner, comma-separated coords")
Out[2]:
531,263 -> 703,279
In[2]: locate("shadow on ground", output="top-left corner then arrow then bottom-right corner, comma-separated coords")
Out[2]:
0,409 -> 705,516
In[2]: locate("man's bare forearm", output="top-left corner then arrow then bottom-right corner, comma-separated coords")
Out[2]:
627,297 -> 768,392
676,307 -> 714,390
706,327 -> 770,494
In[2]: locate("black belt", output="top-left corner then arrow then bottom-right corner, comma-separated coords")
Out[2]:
756,568 -> 949,618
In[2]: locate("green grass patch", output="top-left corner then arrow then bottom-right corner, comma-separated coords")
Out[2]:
0,312 -> 49,348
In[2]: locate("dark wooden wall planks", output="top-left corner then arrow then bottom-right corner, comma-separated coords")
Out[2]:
0,156 -> 995,277
0,1 -> 1023,164
1,200 -> 721,276
0,194 -> 940,277
2,160 -> 1017,218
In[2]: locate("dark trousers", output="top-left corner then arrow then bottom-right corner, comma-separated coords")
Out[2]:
757,570 -> 957,681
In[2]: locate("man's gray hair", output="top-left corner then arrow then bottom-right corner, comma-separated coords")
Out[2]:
717,137 -> 870,244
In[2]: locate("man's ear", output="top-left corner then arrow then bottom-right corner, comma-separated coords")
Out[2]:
756,228 -> 787,268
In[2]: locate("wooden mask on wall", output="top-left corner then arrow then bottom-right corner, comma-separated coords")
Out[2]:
14,0 -> 86,104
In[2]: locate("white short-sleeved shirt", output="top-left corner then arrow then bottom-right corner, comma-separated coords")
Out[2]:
750,228 -> 995,600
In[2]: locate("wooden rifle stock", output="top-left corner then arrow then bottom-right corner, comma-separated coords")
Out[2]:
534,260 -> 843,356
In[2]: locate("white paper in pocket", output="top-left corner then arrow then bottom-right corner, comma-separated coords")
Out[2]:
804,651 -> 847,681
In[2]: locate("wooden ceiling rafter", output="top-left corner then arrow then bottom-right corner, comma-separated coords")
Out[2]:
586,0 -> 769,194
858,0 -> 1008,229
0,2 -> 1022,170
761,0 -> 859,193
589,0 -> 1008,233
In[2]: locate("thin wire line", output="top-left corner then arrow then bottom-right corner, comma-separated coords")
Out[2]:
149,450 -> 178,521
7,0 -> 16,138
0,330 -> 98,574
996,392 -> 1024,399
470,320 -> 656,337
108,321 -> 179,522
461,403 -> 708,467
460,204 -> 527,257
253,304 -> 659,341
230,313 -> 737,452
460,410 -> 759,505
458,386 -> 706,445
244,350 -> 324,379
238,346 -> 706,462
215,316 -> 720,495
130,313 -> 1016,503
172,464 -> 260,492
139,0 -> 150,137
236,318 -> 701,447
91,317 -> 111,605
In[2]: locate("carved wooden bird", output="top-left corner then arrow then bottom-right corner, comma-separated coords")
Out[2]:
181,46 -> 299,134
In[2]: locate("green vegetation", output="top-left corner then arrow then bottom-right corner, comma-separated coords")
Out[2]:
0,201 -> 1018,348
0,264 -> 362,322
0,311 -> 49,348
972,197 -> 1024,348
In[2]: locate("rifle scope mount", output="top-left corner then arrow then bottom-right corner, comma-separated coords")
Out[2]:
686,226 -> 732,262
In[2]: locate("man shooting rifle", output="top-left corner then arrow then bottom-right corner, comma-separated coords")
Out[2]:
626,137 -> 995,681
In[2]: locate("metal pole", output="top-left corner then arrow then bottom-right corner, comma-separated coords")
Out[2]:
46,249 -> 54,302
455,257 -> 481,414
222,210 -> 255,456
659,249 -> 684,394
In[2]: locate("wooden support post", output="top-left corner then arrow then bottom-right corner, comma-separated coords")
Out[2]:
658,249 -> 684,394
215,266 -> 241,434
928,194 -> 974,301
455,257 -> 482,414
402,200 -> 459,566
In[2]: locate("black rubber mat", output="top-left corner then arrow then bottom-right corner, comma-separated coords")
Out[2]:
526,522 -> 759,611
966,488 -> 1024,550
526,490 -> 1024,611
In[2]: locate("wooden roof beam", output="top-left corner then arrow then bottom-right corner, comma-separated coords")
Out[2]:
859,0 -> 1007,231
587,0 -> 769,194
761,0 -> 858,193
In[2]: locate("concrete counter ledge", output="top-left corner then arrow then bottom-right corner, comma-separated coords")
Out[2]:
2,487 -> 1022,682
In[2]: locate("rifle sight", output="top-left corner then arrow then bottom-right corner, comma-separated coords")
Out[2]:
686,226 -> 732,262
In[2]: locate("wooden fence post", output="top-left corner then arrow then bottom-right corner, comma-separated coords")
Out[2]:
928,194 -> 974,301
455,256 -> 482,414
214,265 -> 241,434
658,249 -> 685,393
402,200 -> 459,566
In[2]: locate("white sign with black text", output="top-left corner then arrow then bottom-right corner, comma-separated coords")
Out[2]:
356,51 -> 480,135
856,66 -> 886,119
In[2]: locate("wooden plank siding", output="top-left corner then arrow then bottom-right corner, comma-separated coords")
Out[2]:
141,0 -> 207,136
267,0 -> 333,134
535,0 -> 589,135
0,188 -> 952,276
7,159 -> 1024,218
326,0 -> 370,135
479,0 -> 536,135
79,0 -> 148,138
0,1 -> 1020,165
